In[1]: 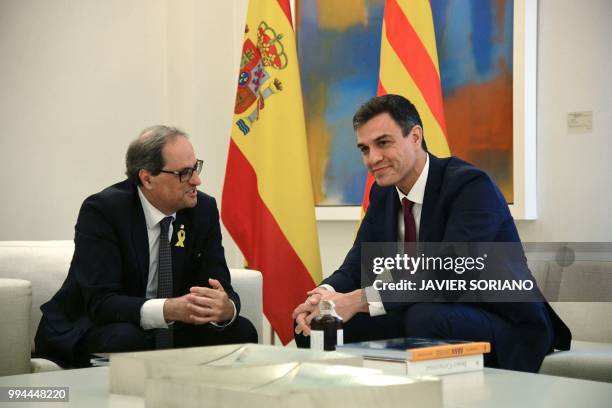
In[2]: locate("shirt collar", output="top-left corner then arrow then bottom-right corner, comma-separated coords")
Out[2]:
137,186 -> 176,229
396,153 -> 429,205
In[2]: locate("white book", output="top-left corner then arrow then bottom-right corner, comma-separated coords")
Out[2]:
364,354 -> 483,376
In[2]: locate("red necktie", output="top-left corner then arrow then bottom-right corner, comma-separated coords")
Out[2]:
402,197 -> 417,242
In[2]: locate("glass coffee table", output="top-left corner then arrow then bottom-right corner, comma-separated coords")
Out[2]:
1,363 -> 611,407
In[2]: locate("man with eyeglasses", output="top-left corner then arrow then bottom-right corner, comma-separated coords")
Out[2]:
35,125 -> 257,367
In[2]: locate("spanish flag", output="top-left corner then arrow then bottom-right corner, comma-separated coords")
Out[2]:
362,0 -> 451,211
221,0 -> 322,344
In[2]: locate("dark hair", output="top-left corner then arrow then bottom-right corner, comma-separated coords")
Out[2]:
125,125 -> 187,185
352,94 -> 428,151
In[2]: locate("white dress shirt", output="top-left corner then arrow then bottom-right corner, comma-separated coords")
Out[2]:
395,153 -> 428,243
322,155 -> 430,316
137,188 -> 237,329
138,187 -> 176,329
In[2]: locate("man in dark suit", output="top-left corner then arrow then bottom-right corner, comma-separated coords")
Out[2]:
293,95 -> 570,372
36,125 -> 257,367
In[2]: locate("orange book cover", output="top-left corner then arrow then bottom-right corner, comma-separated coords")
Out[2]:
338,338 -> 491,362
409,342 -> 490,361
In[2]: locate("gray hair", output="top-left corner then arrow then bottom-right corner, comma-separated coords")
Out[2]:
125,125 -> 188,185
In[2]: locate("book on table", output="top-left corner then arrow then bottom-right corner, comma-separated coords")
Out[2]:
364,354 -> 484,376
337,338 -> 490,361
337,338 -> 489,375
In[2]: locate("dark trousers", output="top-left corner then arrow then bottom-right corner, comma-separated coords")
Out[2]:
294,303 -> 553,372
76,316 -> 257,366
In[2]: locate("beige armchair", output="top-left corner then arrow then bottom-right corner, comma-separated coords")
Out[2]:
0,241 -> 263,376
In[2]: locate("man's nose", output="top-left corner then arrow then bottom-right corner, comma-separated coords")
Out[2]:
190,172 -> 202,186
368,147 -> 383,165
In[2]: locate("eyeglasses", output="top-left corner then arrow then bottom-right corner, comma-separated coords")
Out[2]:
159,159 -> 203,183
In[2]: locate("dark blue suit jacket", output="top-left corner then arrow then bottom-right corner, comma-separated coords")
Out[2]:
323,155 -> 571,370
35,180 -> 239,366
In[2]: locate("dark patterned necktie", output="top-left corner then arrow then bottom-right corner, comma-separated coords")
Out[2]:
155,216 -> 174,349
402,197 -> 417,242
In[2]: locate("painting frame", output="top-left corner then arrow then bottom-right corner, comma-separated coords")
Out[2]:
312,0 -> 537,221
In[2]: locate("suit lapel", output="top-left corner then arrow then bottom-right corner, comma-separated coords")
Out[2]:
374,186 -> 400,242
131,189 -> 150,290
420,154 -> 443,242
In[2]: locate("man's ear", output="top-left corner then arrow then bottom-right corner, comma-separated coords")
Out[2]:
139,169 -> 153,189
411,125 -> 424,148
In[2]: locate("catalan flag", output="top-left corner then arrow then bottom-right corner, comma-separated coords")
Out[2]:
362,0 -> 451,211
221,0 -> 322,344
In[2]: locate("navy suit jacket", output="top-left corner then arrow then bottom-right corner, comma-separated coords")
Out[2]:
323,155 -> 571,369
36,180 -> 239,365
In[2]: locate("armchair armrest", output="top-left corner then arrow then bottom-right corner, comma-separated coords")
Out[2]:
0,278 -> 32,376
229,269 -> 263,343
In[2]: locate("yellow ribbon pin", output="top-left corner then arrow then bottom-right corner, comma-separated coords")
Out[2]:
175,227 -> 186,248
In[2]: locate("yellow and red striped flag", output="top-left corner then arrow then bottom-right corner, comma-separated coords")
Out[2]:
362,0 -> 451,211
221,0 -> 322,344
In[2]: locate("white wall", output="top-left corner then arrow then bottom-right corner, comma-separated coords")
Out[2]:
0,0 -> 168,239
0,0 -> 610,271
515,0 -> 612,242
